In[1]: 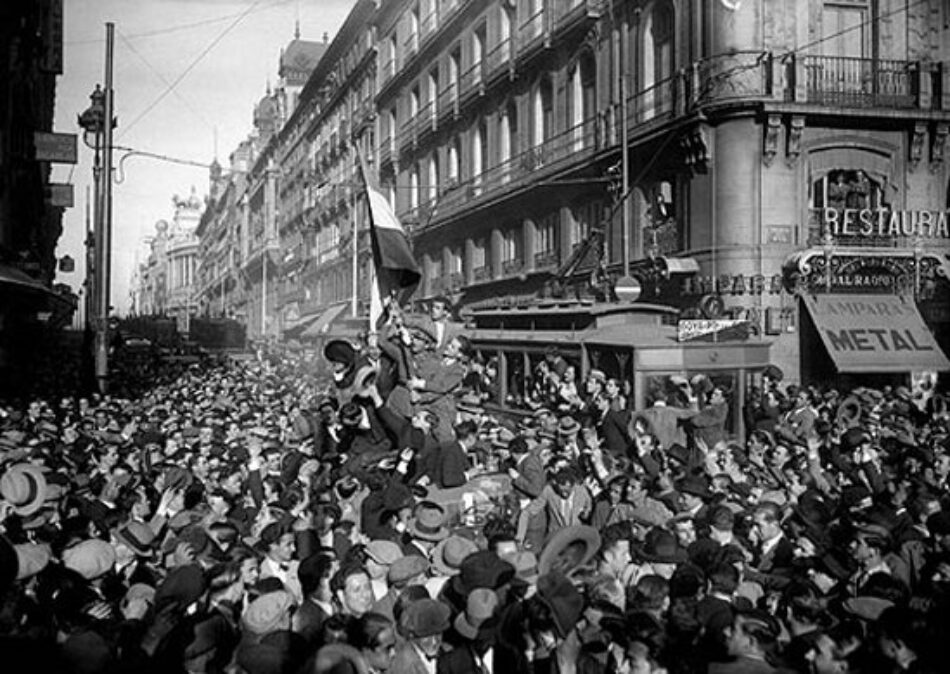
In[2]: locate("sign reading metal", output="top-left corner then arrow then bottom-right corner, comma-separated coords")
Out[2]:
803,294 -> 950,372
34,132 -> 77,163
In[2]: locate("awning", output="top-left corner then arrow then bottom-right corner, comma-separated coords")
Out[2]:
802,294 -> 950,372
0,264 -> 52,294
301,302 -> 349,339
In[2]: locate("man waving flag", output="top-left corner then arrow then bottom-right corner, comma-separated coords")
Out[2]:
355,145 -> 421,327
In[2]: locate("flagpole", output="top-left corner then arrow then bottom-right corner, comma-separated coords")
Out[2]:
351,183 -> 358,318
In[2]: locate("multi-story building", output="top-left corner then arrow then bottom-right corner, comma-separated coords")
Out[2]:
375,0 -> 950,386
236,31 -> 327,340
0,0 -> 75,394
195,154 -> 246,319
132,189 -> 203,331
278,0 -> 378,339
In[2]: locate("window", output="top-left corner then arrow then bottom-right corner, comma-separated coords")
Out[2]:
427,153 -> 439,202
569,53 -> 597,150
408,3 -> 420,55
427,67 -> 438,106
534,76 -> 554,149
386,34 -> 398,77
571,200 -> 601,250
449,46 -> 461,103
499,6 -> 511,60
388,107 -> 398,150
502,226 -> 524,272
642,180 -> 682,255
642,1 -> 675,119
410,85 -> 420,118
809,168 -> 891,245
821,1 -> 868,58
472,118 -> 488,187
473,23 -> 486,85
448,137 -> 461,184
537,212 -> 558,257
472,237 -> 488,278
409,165 -> 420,210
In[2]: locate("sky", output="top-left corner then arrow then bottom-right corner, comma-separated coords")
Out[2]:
52,0 -> 354,314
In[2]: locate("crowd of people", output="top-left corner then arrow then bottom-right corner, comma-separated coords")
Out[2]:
0,295 -> 948,674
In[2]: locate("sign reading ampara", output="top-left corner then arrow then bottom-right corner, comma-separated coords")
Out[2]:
804,294 -> 950,373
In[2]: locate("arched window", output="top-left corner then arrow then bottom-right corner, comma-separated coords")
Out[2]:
642,1 -> 675,119
570,52 -> 596,150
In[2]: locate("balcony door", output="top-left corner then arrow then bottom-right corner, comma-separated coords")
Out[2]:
819,1 -> 871,96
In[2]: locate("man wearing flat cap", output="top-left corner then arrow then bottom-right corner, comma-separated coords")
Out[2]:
392,597 -> 451,674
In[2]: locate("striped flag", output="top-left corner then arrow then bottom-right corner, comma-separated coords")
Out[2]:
355,146 -> 421,326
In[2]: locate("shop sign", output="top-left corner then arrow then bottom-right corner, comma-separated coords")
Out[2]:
678,319 -> 750,342
682,274 -> 786,296
823,208 -> 950,239
809,296 -> 939,355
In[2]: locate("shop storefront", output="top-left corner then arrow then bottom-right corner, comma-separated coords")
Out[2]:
783,212 -> 950,387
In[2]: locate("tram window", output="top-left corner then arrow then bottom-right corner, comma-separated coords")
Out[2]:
465,350 -> 500,404
524,350 -> 582,412
505,351 -> 528,408
645,371 -> 739,437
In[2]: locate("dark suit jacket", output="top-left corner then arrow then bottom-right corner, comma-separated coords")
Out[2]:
437,643 -> 497,674
600,408 -> 631,456
292,598 -> 329,648
436,440 -> 469,488
748,535 -> 795,590
511,452 -> 545,498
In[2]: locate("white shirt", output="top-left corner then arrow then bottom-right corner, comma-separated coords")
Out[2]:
413,644 -> 438,674
474,647 -> 494,674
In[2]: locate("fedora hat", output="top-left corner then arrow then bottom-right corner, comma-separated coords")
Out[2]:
115,521 -> 157,557
537,571 -> 584,638
407,502 -> 449,542
454,588 -> 499,640
432,535 -> 479,577
538,525 -> 601,577
677,475 -> 712,500
452,550 -> 515,596
0,463 -> 47,516
637,527 -> 687,565
557,416 -> 581,437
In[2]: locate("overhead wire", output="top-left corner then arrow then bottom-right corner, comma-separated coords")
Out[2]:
65,0 -> 296,45
117,0 -> 267,139
116,29 -> 214,134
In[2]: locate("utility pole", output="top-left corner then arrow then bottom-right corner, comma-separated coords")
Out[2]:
615,2 -> 631,276
95,23 -> 115,394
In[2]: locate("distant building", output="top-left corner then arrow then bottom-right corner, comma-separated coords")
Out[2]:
132,189 -> 203,332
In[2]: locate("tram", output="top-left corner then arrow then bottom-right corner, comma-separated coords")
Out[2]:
464,298 -> 773,443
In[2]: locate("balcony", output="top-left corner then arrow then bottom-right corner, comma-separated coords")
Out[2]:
459,61 -> 485,104
797,55 -> 917,109
552,0 -> 603,43
414,102 -> 437,141
518,5 -> 551,61
437,82 -> 460,123
484,38 -> 513,85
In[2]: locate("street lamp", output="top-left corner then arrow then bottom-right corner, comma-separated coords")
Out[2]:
78,85 -> 105,334
77,23 -> 115,394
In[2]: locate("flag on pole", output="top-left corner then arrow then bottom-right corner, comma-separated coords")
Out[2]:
355,145 -> 421,326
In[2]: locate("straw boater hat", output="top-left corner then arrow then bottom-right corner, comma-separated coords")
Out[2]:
0,464 -> 48,517
538,525 -> 601,576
